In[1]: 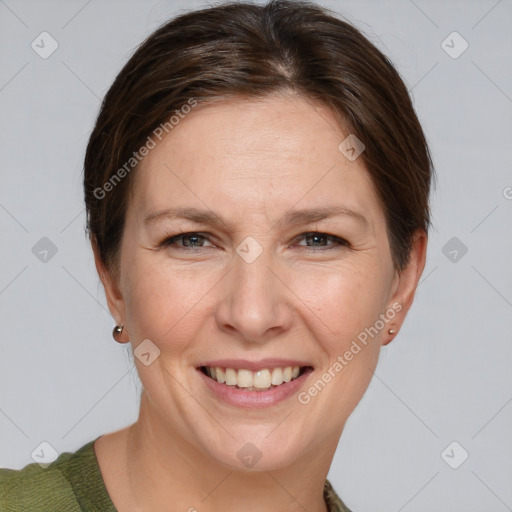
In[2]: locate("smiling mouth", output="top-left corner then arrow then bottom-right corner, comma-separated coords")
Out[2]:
199,365 -> 314,391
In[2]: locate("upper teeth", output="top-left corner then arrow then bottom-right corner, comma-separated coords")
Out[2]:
205,366 -> 301,389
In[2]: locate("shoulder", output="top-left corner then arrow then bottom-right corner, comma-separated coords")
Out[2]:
324,478 -> 354,512
0,439 -> 107,512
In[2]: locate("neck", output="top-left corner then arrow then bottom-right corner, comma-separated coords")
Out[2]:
117,392 -> 334,512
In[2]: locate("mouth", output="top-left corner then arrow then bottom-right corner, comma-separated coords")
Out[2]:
198,365 -> 314,391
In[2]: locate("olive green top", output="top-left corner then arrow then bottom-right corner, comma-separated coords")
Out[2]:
0,438 -> 352,511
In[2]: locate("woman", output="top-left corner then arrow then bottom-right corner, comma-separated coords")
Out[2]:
0,0 -> 432,510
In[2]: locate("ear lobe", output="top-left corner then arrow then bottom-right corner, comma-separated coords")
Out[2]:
91,236 -> 126,325
382,229 -> 428,346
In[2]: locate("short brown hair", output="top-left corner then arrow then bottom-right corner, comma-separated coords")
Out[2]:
84,0 -> 433,275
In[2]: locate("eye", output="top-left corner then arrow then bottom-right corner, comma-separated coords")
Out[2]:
160,232 -> 215,250
293,232 -> 349,252
159,231 -> 349,253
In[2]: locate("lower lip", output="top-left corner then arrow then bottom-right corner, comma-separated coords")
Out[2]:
197,368 -> 313,408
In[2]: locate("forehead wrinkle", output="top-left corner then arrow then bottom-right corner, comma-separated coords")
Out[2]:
143,205 -> 370,234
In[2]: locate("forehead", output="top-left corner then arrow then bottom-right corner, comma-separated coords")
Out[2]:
130,93 -> 382,226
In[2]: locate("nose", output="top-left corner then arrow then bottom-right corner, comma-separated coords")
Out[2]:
214,244 -> 294,344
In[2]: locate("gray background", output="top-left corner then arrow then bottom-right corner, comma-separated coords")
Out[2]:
1,0 -> 511,510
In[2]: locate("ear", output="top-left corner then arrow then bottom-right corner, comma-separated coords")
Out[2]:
91,236 -> 127,329
382,229 -> 428,346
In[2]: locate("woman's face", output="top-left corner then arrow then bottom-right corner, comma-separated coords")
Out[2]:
99,92 -> 425,471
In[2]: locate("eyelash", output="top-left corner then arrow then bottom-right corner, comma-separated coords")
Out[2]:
159,231 -> 349,253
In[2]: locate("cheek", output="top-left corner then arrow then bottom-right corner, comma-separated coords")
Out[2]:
122,258 -> 203,349
291,257 -> 390,340
296,263 -> 387,416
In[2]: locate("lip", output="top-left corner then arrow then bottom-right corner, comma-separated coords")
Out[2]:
196,358 -> 313,371
196,365 -> 314,409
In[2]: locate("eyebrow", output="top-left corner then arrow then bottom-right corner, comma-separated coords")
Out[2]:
144,205 -> 369,229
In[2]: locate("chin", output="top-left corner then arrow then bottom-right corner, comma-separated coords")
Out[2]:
195,426 -> 306,472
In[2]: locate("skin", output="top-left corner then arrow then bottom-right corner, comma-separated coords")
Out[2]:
92,91 -> 427,512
